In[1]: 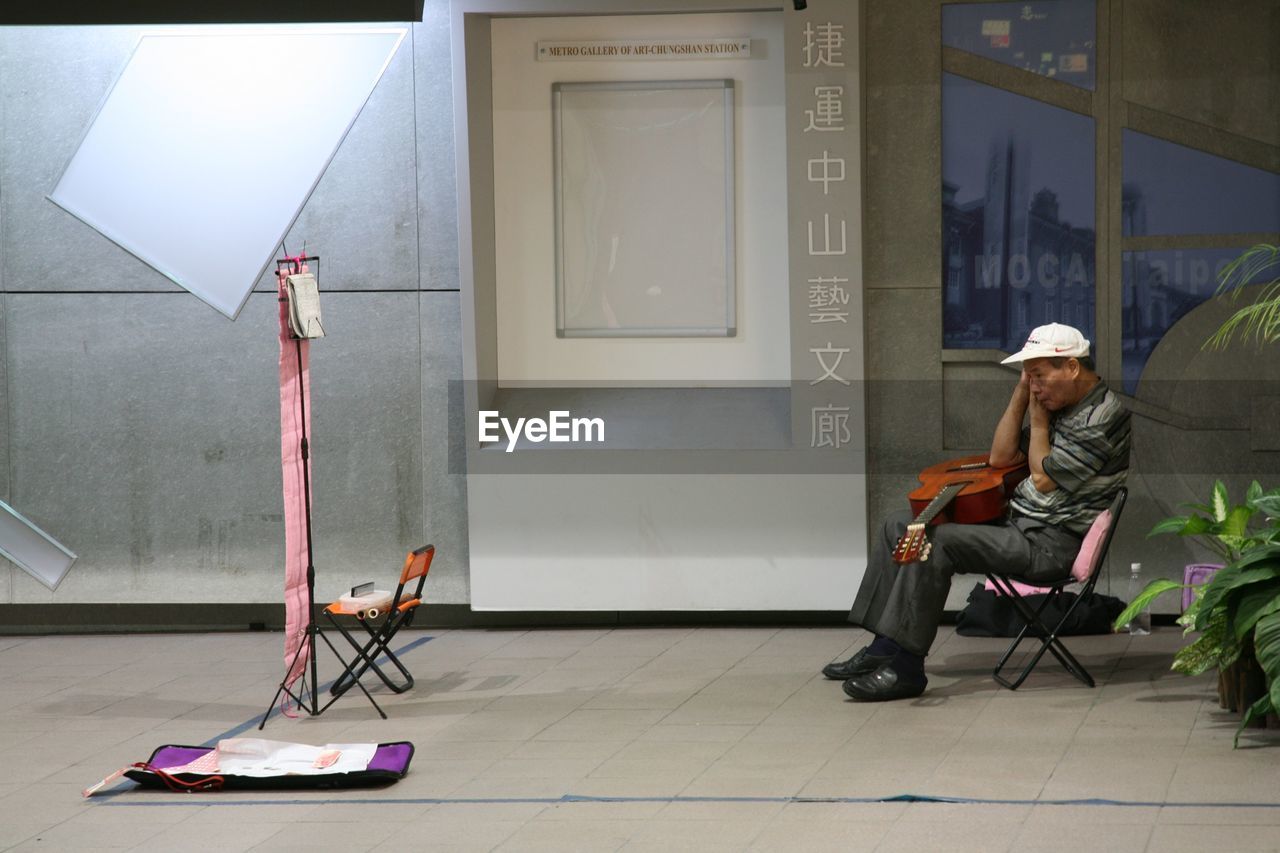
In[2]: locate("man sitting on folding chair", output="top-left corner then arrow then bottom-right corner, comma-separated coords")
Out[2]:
822,323 -> 1131,701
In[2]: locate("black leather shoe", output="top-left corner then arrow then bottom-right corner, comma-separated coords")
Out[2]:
822,646 -> 895,680
842,663 -> 927,701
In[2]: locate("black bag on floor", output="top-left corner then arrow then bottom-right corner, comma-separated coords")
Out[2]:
955,582 -> 1126,637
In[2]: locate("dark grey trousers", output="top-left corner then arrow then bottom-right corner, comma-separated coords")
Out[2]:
847,509 -> 1083,657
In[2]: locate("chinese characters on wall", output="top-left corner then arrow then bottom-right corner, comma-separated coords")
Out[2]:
790,15 -> 860,454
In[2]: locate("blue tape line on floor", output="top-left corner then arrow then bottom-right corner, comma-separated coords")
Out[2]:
96,794 -> 1280,809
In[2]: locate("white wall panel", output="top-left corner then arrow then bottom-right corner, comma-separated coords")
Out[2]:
490,12 -> 789,385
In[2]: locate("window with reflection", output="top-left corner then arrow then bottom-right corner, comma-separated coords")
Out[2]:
1122,130 -> 1280,237
942,0 -> 1096,91
1121,130 -> 1280,390
942,73 -> 1096,351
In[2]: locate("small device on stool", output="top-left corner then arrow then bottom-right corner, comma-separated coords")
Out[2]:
336,584 -> 395,620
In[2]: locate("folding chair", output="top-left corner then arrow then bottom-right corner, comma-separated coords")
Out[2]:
325,544 -> 435,699
986,487 -> 1127,690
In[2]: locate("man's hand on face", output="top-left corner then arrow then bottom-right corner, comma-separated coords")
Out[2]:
1015,369 -> 1031,404
1028,388 -> 1050,429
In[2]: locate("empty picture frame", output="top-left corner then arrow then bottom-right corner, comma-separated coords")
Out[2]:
553,80 -> 736,337
0,499 -> 78,592
49,29 -> 406,320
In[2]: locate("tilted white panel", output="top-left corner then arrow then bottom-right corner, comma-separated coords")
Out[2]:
50,29 -> 405,319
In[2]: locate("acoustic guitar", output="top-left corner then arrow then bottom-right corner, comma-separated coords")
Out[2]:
891,454 -> 1030,564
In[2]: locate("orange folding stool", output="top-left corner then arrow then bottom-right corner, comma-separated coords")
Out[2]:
325,545 -> 435,699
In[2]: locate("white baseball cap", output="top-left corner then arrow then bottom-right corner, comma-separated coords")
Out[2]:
1001,323 -> 1091,364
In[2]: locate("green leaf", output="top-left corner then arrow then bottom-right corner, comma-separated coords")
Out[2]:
1252,495 -> 1280,517
1243,534 -> 1273,549
1247,481 -> 1264,506
1220,631 -> 1244,668
1177,593 -> 1203,633
1199,566 -> 1280,630
1180,515 -> 1215,537
1195,548 -> 1280,630
1172,627 -> 1226,676
1220,535 -> 1252,562
1173,607 -> 1240,676
1230,544 -> 1280,572
1212,481 -> 1230,523
1148,516 -> 1191,537
1222,505 -> 1254,539
1213,244 -> 1280,301
1112,579 -> 1187,632
1227,579 -> 1280,640
1207,287 -> 1280,351
1236,694 -> 1274,748
1254,610 -> 1280,709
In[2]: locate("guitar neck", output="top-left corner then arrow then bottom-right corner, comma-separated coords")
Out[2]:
912,481 -> 969,527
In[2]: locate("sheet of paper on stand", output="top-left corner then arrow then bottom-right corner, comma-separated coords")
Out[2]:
286,272 -> 326,339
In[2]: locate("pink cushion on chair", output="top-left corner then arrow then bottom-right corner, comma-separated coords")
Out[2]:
985,506 -> 1116,596
1070,508 -> 1112,583
985,577 -> 1053,596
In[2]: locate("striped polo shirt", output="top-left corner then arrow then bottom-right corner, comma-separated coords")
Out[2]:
1010,379 -> 1131,535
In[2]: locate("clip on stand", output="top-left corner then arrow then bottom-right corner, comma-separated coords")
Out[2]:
259,254 -> 386,727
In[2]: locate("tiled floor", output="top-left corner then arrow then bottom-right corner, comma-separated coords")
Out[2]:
1,625 -> 1278,852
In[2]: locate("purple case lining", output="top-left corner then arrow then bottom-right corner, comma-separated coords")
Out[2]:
151,746 -> 210,770
368,742 -> 413,773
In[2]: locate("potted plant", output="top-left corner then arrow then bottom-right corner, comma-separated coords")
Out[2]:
1115,480 -> 1280,745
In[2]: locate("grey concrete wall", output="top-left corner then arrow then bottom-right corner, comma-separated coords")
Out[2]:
1122,0 -> 1278,149
0,0 -> 1275,616
0,8 -> 469,606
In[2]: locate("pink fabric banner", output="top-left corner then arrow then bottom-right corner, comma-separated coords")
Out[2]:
278,261 -> 314,692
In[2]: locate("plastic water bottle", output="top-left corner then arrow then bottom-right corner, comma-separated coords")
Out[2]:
1127,562 -> 1151,635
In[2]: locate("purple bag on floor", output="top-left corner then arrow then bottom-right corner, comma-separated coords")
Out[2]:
95,741 -> 414,794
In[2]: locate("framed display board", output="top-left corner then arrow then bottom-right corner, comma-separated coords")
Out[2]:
553,79 -> 736,337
